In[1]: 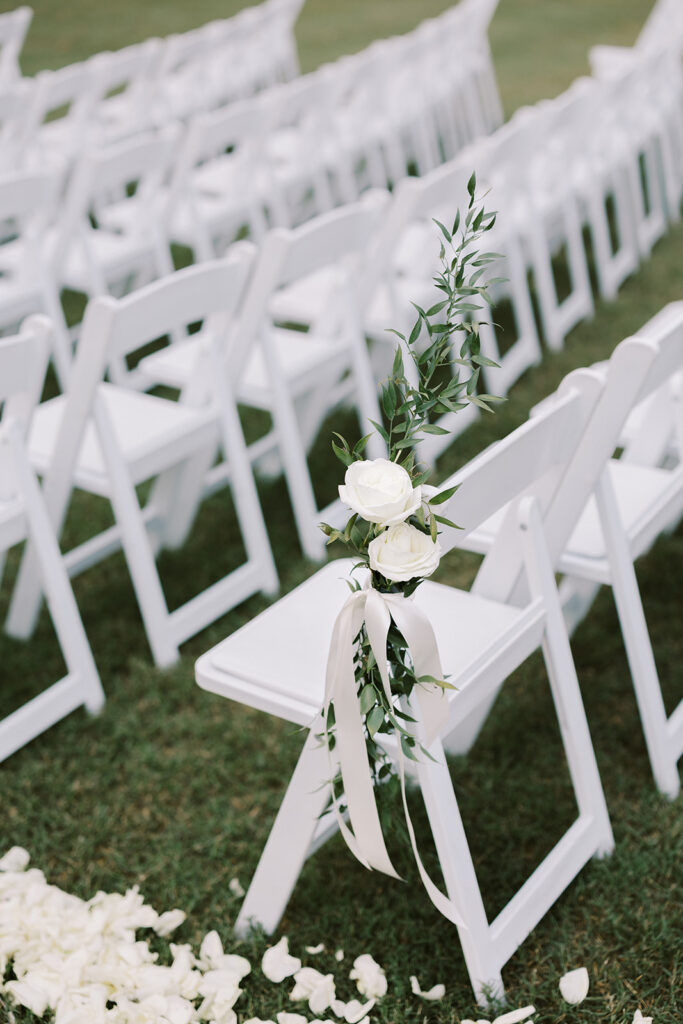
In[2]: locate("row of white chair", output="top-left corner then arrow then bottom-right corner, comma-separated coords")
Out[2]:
0,0 -> 500,177
0,0 -> 303,169
194,300 -> 683,1006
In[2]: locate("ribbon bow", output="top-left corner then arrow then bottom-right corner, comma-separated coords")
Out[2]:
323,580 -> 466,927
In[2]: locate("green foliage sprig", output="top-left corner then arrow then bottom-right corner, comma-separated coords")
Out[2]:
319,174 -> 503,817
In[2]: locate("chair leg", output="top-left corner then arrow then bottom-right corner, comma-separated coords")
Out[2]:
235,725 -> 332,937
521,498 -> 614,854
415,739 -> 504,1006
9,432 -> 104,714
594,476 -> 680,799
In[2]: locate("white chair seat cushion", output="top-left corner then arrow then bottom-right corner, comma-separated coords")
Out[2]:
196,557 -> 542,726
464,461 -> 678,567
28,384 -> 217,494
138,327 -> 350,404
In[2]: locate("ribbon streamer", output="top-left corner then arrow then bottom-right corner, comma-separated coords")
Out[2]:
323,581 -> 466,927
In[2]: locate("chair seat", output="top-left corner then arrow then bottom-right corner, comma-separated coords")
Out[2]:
28,384 -> 218,496
138,326 -> 350,404
196,558 -> 545,727
60,227 -> 157,292
464,460 -> 680,573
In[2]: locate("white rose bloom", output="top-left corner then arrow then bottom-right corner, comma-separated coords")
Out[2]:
349,953 -> 387,999
339,459 -> 421,526
368,523 -> 441,583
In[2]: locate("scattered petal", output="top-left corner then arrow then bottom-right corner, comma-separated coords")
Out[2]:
410,975 -> 446,1001
559,966 -> 589,1004
349,953 -> 387,999
290,967 -> 336,1014
335,949 -> 344,962
342,997 -> 375,1022
277,1014 -> 309,1024
263,937 -> 302,983
306,943 -> 325,955
229,877 -> 245,898
0,846 -> 30,872
632,1012 -> 653,1024
155,908 -> 187,937
200,929 -> 225,968
493,1007 -> 536,1024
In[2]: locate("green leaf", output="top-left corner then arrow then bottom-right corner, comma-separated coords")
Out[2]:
359,684 -> 377,715
429,483 -> 460,505
433,513 -> 461,530
426,299 -> 449,316
432,218 -> 452,243
392,346 -> 404,376
467,171 -> 476,197
400,734 -> 419,761
408,318 -> 422,346
381,380 -> 396,419
369,419 -> 390,444
420,424 -> 450,435
331,439 -> 353,466
366,705 -> 385,736
451,209 -> 461,235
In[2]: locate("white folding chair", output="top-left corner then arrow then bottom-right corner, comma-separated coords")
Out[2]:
7,257 -> 279,668
90,39 -> 162,144
15,59 -> 102,170
0,7 -> 31,84
0,315 -> 104,762
194,382 -> 613,1006
165,100 -> 272,262
48,128 -> 177,361
451,307 -> 683,797
538,78 -> 640,302
481,107 -> 595,352
138,194 -> 388,562
0,169 -> 71,387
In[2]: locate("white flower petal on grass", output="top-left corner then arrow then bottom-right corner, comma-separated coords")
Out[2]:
4,979 -> 49,1017
632,1011 -> 653,1024
334,950 -> 344,962
409,975 -> 445,1001
263,937 -> 302,983
290,967 -> 336,1015
228,878 -> 245,898
199,930 -> 225,969
155,909 -> 187,937
460,1019 -> 491,1024
306,943 -> 325,955
493,1006 -> 536,1024
349,954 -> 387,999
277,1013 -> 309,1024
342,997 -> 375,1022
0,846 -> 30,872
559,966 -> 589,1004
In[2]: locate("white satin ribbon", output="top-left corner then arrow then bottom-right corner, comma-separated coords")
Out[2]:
323,581 -> 466,927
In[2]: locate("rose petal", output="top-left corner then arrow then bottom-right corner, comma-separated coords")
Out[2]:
306,943 -> 325,955
263,937 -> 302,983
335,950 -> 344,962
493,1006 -> 536,1024
0,847 -> 30,872
155,909 -> 187,937
410,975 -> 445,1001
277,1014 -> 309,1024
632,1012 -> 653,1024
228,877 -> 245,898
559,966 -> 589,1004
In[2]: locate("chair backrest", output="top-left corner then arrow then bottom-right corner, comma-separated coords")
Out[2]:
50,127 -> 177,270
0,168 -> 60,244
463,309 -> 683,603
17,59 -> 101,164
0,7 -> 32,82
231,190 -> 387,364
442,385 -> 599,561
0,316 -> 50,506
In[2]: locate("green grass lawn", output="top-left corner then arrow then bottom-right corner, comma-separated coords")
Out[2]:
2,1 -> 682,1022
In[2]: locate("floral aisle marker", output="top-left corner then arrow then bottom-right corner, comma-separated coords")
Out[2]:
319,173 -> 504,921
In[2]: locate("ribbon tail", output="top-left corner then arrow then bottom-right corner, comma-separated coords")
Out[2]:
388,597 -> 451,746
324,594 -> 400,879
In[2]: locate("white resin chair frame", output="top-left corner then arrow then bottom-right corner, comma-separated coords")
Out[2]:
0,316 -> 104,762
195,386 -> 613,1006
7,260 -> 278,668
